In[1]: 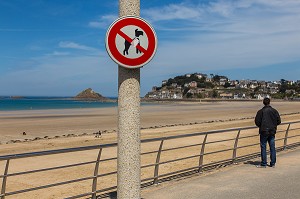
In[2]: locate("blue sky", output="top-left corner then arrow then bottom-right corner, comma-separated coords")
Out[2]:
1,0 -> 300,97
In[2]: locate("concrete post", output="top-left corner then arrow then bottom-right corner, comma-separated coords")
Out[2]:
118,1 -> 141,199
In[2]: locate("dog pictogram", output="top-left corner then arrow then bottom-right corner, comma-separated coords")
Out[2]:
123,29 -> 144,56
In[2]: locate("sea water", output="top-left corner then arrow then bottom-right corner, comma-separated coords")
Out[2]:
0,97 -> 118,111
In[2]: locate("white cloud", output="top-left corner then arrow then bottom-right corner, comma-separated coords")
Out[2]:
48,51 -> 70,56
143,3 -> 202,22
59,41 -> 98,52
88,15 -> 117,29
141,0 -> 300,71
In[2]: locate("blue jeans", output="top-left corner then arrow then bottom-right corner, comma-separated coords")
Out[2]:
260,134 -> 276,166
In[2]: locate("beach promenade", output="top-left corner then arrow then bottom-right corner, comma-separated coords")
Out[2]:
142,148 -> 300,199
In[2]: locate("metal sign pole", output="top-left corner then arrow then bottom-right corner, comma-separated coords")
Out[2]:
118,1 -> 141,199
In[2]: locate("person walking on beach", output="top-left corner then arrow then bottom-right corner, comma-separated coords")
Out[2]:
255,97 -> 281,168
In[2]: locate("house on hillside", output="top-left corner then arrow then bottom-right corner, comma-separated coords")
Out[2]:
171,83 -> 178,88
189,81 -> 198,88
220,93 -> 233,99
234,93 -> 246,99
196,73 -> 207,79
206,77 -> 213,82
255,94 -> 270,100
219,78 -> 227,86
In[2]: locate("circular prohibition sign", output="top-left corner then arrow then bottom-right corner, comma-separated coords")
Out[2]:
105,16 -> 158,69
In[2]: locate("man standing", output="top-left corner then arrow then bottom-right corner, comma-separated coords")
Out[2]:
255,97 -> 281,168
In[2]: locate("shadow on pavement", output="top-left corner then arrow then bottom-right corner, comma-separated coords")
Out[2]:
243,160 -> 261,166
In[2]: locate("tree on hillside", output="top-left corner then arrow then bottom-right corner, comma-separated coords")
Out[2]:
186,93 -> 193,98
183,88 -> 190,96
213,75 -> 221,82
212,90 -> 218,98
224,82 -> 231,88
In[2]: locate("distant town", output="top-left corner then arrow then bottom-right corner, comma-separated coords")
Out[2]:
145,73 -> 300,100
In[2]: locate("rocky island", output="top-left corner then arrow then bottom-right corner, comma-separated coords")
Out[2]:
74,88 -> 110,101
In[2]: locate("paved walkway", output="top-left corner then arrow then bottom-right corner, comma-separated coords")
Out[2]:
142,148 -> 300,199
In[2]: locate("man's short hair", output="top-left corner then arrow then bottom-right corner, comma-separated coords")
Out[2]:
263,97 -> 270,105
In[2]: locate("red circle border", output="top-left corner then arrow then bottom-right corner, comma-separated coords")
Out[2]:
105,16 -> 157,68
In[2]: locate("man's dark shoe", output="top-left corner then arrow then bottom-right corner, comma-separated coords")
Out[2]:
270,165 -> 275,168
256,165 -> 266,168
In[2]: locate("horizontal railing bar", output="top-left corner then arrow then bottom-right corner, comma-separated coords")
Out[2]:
275,138 -> 285,141
158,154 -> 200,166
275,129 -> 287,134
96,171 -> 117,178
0,144 -> 114,161
0,160 -> 96,178
234,143 -> 295,162
4,176 -> 94,196
141,150 -> 159,156
289,127 -> 300,131
0,121 -> 297,161
287,134 -> 300,139
235,142 -> 300,161
202,148 -> 234,156
236,142 -> 260,149
141,163 -> 156,169
148,122 -> 296,145
205,138 -> 236,145
141,177 -> 155,183
161,143 -> 203,153
141,126 -> 256,143
96,156 -> 117,163
239,134 -> 258,139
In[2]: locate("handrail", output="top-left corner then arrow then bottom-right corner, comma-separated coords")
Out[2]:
0,120 -> 299,199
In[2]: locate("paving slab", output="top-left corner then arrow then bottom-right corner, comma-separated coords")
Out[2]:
142,148 -> 300,199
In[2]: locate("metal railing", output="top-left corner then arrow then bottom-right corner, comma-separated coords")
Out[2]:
1,121 -> 300,199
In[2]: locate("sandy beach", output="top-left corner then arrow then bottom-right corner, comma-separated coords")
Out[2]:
0,101 -> 300,198
1,101 -> 300,151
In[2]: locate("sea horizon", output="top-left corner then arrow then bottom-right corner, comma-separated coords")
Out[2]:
0,96 -> 119,111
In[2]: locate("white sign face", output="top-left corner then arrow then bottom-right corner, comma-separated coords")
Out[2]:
105,16 -> 157,69
115,25 -> 149,59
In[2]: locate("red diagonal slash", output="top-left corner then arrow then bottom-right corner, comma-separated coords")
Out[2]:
117,30 -> 147,54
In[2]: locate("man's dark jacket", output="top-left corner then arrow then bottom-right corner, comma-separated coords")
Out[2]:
255,105 -> 281,134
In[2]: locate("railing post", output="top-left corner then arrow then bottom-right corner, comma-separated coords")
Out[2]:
232,130 -> 241,164
153,140 -> 164,185
92,148 -> 102,199
284,123 -> 291,150
198,134 -> 208,173
1,159 -> 10,199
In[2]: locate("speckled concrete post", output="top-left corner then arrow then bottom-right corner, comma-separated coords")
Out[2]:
118,1 -> 141,199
